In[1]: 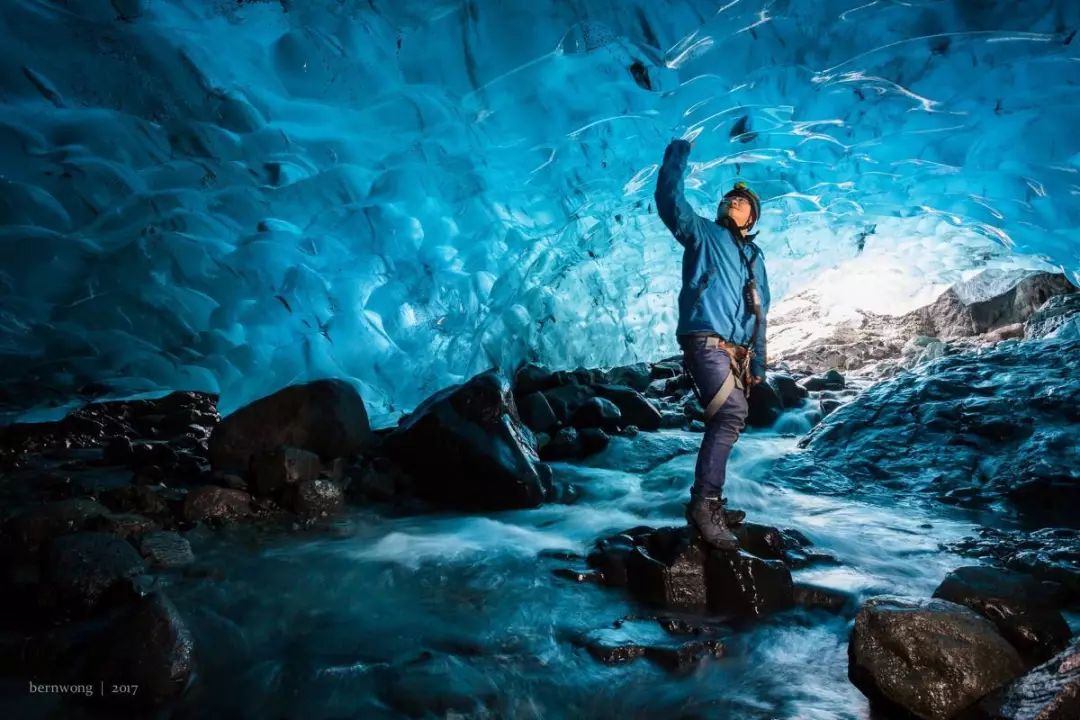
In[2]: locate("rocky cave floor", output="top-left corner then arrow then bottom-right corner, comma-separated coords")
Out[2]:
1,280 -> 1079,720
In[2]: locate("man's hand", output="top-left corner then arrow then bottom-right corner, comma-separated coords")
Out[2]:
750,375 -> 764,386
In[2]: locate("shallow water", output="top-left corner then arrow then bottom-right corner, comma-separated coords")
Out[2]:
154,428 -> 996,719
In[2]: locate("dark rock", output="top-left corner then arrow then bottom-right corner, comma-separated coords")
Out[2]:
208,379 -> 371,472
100,486 -> 173,520
769,373 -> 809,408
381,370 -> 550,510
290,478 -> 345,519
625,530 -> 709,610
88,512 -> 160,540
578,427 -> 611,456
819,398 -> 842,416
248,445 -> 322,498
946,527 -> 1079,604
659,411 -> 687,429
182,486 -> 253,523
733,523 -> 815,567
967,637 -> 1080,720
344,455 -> 410,502
517,391 -> 558,433
513,362 -> 557,395
1025,292 -> 1080,340
650,359 -> 683,379
593,384 -> 663,431
4,498 -> 110,551
571,396 -> 622,431
604,362 -> 652,392
103,436 -> 133,465
706,550 -> 794,617
542,383 -> 596,423
378,653 -> 497,718
933,566 -> 1072,665
849,596 -> 1025,720
138,531 -> 194,568
43,532 -> 145,614
800,369 -> 846,391
552,568 -> 603,584
793,583 -> 854,613
579,620 -> 725,671
86,592 -> 195,706
540,426 -> 583,461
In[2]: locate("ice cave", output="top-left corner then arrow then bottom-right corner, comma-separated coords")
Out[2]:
0,1 -> 1078,718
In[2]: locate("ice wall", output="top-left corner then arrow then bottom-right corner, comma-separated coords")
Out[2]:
0,0 -> 1077,424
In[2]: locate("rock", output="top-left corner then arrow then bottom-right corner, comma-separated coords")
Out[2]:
578,427 -> 610,456
706,550 -> 794,617
800,369 -> 845,391
542,383 -> 596,424
86,592 -> 195,706
650,359 -> 684,379
592,384 -> 663,431
378,652 -> 497,718
604,362 -> 653,392
208,379 -> 371,472
769,373 -> 808,408
344,455 -> 411,502
788,338 -> 1080,523
586,526 -> 794,619
819,397 -> 842,416
733,523 -> 817,567
43,532 -> 145,614
967,637 -> 1080,720
932,566 -> 1072,665
540,426 -> 583,461
100,486 -> 173,520
570,396 -> 622,431
578,619 -> 725,671
513,362 -> 557,395
182,486 -> 253,523
794,583 -> 854,613
290,478 -> 344,519
381,370 -> 551,510
517,391 -> 558,433
849,596 -> 1026,720
88,512 -> 160,540
138,531 -> 194,568
747,381 -> 783,428
248,445 -> 322,498
103,436 -> 133,465
4,498 -> 110,551
1025,292 -> 1080,340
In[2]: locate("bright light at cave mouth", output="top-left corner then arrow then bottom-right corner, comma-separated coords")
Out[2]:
0,0 -> 1076,425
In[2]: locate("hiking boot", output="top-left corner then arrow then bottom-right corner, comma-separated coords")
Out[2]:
720,499 -> 746,527
686,495 -> 740,551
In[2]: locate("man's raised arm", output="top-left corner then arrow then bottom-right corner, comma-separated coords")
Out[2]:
654,139 -> 699,247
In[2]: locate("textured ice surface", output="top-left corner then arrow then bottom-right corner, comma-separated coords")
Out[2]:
0,1 -> 1077,424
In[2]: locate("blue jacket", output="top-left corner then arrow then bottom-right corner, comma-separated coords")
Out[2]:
654,139 -> 771,377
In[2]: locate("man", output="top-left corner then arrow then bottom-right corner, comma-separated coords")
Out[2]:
654,138 -> 771,551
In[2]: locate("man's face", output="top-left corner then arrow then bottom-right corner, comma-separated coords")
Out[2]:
722,194 -> 753,228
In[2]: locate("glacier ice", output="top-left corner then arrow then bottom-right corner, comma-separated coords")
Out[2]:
0,0 -> 1077,425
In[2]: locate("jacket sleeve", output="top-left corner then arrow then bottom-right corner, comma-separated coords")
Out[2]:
654,139 -> 699,247
751,249 -> 770,378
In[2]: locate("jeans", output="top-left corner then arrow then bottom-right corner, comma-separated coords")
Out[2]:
679,335 -> 749,499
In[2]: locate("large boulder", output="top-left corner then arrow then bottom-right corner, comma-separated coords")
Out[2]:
932,566 -> 1072,666
1025,292 -> 1080,340
43,532 -> 145,615
967,637 -> 1080,720
592,384 -> 663,431
381,370 -> 551,510
208,379 -> 371,472
849,596 -> 1025,720
946,527 -> 1080,604
746,381 -> 783,428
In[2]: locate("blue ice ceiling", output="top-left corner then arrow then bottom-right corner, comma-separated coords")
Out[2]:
0,0 -> 1077,424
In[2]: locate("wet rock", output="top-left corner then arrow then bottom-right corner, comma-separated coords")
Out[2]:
517,391 -> 558,433
706,550 -> 794,617
540,426 -> 583,461
946,527 -> 1080,603
552,568 -> 603,584
650,359 -> 684,379
344,455 -> 410,503
604,362 -> 652,393
734,523 -> 821,567
800,369 -> 845,391
849,596 -> 1025,720
593,384 -> 663,431
819,397 -> 842,416
578,427 -> 610,455
746,381 -> 784,428
793,583 -> 854,613
381,370 -> 550,510
512,362 -> 557,395
43,532 -> 145,614
100,485 -> 174,520
103,435 -> 133,465
571,396 -> 622,431
625,530 -> 709,610
290,478 -> 345,519
4,498 -> 110,551
208,379 -> 371,472
248,445 -> 321,498
967,637 -> 1080,720
182,486 -> 253,523
88,512 -> 160,540
932,566 -> 1072,665
138,531 -> 194,568
769,373 -> 808,408
542,383 -> 596,424
86,592 -> 195,707
578,619 -> 725,671
378,652 -> 497,718
1025,292 -> 1080,340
